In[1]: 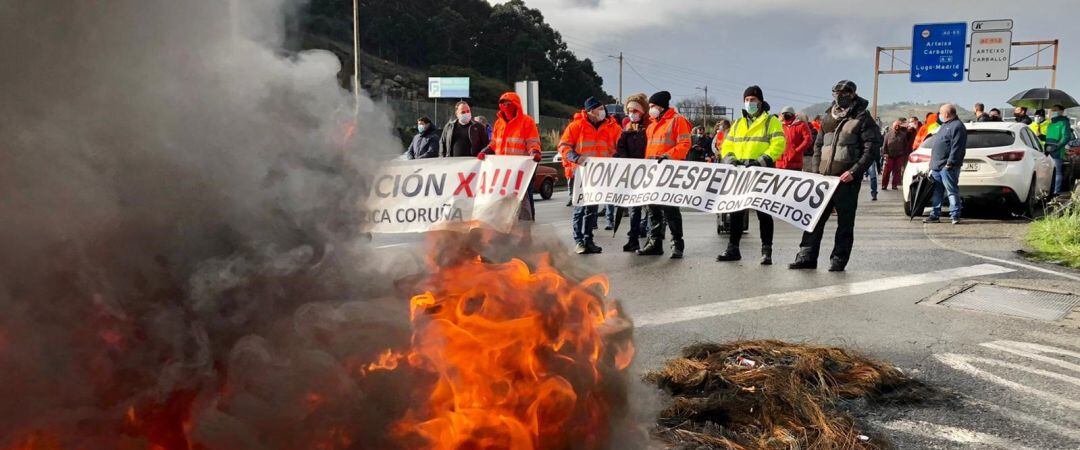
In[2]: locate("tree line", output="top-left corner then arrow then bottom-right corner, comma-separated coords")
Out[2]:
300,0 -> 613,108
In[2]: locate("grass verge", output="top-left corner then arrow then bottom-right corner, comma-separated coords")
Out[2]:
1026,203 -> 1080,269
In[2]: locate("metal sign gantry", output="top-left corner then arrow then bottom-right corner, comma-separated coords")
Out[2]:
870,39 -> 1059,118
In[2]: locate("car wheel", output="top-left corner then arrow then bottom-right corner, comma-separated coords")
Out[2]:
1016,177 -> 1042,219
539,178 -> 554,200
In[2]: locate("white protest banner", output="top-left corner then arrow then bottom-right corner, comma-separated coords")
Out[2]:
359,156 -> 537,234
572,158 -> 839,232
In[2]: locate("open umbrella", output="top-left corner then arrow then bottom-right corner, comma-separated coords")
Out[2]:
908,172 -> 936,221
1007,88 -> 1079,110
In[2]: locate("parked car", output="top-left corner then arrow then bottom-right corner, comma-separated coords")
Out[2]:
901,122 -> 1055,217
1064,139 -> 1080,193
532,164 -> 558,200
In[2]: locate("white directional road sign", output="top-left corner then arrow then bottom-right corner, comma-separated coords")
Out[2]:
969,30 -> 1012,82
972,19 -> 1013,32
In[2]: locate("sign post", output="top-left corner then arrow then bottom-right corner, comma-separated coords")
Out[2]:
428,77 -> 471,124
969,20 -> 1012,82
911,22 -> 967,83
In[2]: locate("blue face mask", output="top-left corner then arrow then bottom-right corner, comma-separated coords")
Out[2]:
745,101 -> 759,115
417,124 -> 427,133
1051,111 -> 1063,119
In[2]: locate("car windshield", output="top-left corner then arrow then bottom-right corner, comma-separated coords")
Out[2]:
921,130 -> 1015,149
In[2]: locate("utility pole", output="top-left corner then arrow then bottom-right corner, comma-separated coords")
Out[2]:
352,0 -> 361,117
696,85 -> 709,128
608,52 -> 624,103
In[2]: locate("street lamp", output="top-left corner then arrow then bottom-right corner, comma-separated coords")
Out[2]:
695,86 -> 709,128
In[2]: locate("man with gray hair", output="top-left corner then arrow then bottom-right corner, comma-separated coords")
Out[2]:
925,103 -> 967,224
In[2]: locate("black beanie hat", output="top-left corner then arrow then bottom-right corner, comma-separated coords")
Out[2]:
743,85 -> 764,101
649,91 -> 672,109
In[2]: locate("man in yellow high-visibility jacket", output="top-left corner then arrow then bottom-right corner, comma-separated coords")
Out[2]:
716,85 -> 786,265
1030,109 -> 1050,143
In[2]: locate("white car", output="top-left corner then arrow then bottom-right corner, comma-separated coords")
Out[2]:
901,122 -> 1055,217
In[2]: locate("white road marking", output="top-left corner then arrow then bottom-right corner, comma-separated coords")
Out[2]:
933,353 -> 1080,410
962,398 -> 1080,439
634,264 -> 1014,327
981,340 -> 1080,373
877,419 -> 1038,450
924,229 -> 1080,281
375,243 -> 411,249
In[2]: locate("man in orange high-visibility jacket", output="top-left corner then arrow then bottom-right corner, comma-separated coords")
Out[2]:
479,91 -> 543,221
636,91 -> 692,259
560,97 -> 621,254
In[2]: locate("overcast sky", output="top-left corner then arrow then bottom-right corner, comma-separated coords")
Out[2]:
490,0 -> 1077,114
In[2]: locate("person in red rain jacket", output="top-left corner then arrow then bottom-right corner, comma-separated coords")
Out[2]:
479,91 -> 543,221
778,106 -> 813,171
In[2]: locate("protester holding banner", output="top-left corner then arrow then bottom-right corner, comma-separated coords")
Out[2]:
637,91 -> 692,259
790,80 -> 881,272
561,97 -> 622,254
480,92 -> 543,221
615,93 -> 651,252
440,101 -> 490,158
406,117 -> 440,159
715,86 -> 786,265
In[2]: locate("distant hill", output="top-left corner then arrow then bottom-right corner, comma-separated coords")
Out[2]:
800,101 -> 976,125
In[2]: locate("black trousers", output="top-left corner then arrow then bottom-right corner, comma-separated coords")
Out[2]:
646,205 -> 682,241
797,182 -> 860,266
728,210 -> 773,248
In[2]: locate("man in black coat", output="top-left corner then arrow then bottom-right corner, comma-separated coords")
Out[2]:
790,80 -> 882,272
439,101 -> 490,157
406,117 -> 439,159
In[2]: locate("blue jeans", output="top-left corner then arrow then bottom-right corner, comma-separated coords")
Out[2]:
867,162 -> 878,196
1052,156 -> 1064,195
930,167 -> 962,219
605,204 -> 617,226
572,205 -> 598,243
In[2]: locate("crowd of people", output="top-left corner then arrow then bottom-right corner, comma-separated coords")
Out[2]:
400,82 -> 1076,269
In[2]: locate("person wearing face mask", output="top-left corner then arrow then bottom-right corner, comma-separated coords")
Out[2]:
715,86 -> 786,265
778,106 -> 812,171
440,101 -> 490,157
1013,106 -> 1033,125
988,108 -> 1003,122
688,127 -> 711,162
479,91 -> 544,221
560,97 -> 622,254
790,80 -> 882,272
406,117 -> 440,159
637,91 -> 693,259
1045,104 -> 1075,196
616,93 -> 652,252
1030,109 -> 1049,143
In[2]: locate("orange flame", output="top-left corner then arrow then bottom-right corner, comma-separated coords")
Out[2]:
395,254 -> 635,449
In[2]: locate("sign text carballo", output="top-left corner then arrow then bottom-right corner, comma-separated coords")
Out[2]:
359,156 -> 536,233
572,158 -> 840,232
911,22 -> 967,83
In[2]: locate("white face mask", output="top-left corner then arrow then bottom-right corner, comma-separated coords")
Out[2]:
649,107 -> 662,119
590,108 -> 606,121
458,112 -> 472,124
1035,116 -> 1044,124
629,112 -> 642,123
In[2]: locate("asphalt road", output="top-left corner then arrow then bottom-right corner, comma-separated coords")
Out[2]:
371,181 -> 1080,449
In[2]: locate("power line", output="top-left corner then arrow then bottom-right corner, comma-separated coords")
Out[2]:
624,60 -> 661,90
561,35 -> 829,103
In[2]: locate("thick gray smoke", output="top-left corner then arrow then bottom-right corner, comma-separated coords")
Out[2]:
0,1 -> 417,448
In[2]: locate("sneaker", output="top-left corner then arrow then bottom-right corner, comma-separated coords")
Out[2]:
604,224 -> 614,231
670,240 -> 685,259
716,248 -> 742,262
788,260 -> 817,270
923,216 -> 941,223
828,264 -> 846,272
565,199 -> 573,207
574,242 -> 587,254
951,218 -> 961,225
760,245 -> 773,266
636,240 -> 664,256
881,187 -> 888,191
